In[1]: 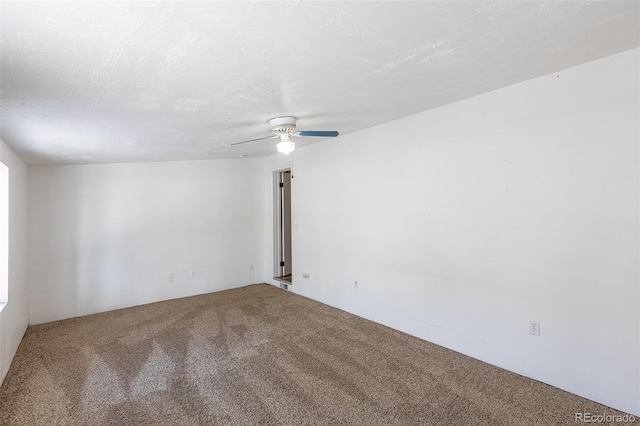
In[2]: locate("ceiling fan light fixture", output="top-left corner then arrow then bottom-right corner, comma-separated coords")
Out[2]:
231,116 -> 338,153
276,135 -> 295,154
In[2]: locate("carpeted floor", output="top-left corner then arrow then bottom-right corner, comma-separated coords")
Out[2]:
0,284 -> 633,425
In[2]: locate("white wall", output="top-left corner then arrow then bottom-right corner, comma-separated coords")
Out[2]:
265,49 -> 639,415
0,139 -> 29,385
29,158 -> 265,324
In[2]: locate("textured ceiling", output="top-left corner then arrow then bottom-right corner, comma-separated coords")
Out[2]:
1,1 -> 638,166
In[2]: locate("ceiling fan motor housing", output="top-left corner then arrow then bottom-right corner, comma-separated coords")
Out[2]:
269,116 -> 297,135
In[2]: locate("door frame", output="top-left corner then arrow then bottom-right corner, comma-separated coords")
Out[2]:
273,168 -> 292,281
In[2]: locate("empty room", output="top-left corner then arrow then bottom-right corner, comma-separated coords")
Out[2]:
0,1 -> 638,425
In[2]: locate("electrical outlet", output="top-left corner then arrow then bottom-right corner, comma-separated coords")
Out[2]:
354,280 -> 359,289
529,320 -> 540,336
302,272 -> 310,278
169,273 -> 175,282
191,270 -> 196,278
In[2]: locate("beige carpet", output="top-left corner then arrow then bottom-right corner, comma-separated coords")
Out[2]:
0,284 -> 633,425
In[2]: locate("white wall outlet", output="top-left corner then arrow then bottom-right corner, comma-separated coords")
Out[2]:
302,272 -> 310,278
354,280 -> 359,289
191,270 -> 196,278
169,273 -> 175,282
529,320 -> 540,336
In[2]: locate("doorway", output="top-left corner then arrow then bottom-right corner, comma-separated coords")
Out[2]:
274,169 -> 292,284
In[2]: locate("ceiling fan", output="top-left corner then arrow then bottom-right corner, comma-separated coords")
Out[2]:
231,116 -> 339,154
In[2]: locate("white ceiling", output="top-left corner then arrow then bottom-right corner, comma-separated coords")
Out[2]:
1,1 -> 638,166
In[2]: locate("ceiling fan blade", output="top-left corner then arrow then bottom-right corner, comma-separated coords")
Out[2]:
294,130 -> 339,138
231,134 -> 278,146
